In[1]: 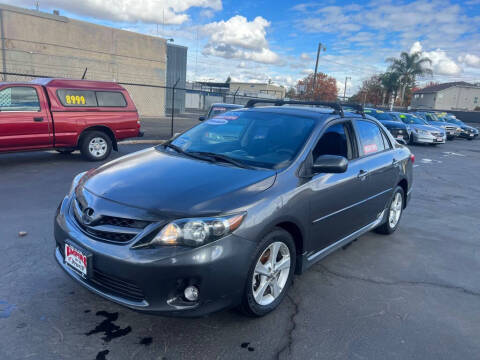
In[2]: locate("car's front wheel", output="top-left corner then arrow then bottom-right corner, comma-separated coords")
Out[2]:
376,186 -> 404,234
240,228 -> 296,317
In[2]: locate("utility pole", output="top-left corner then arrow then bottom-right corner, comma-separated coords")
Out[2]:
343,76 -> 351,101
312,42 -> 326,97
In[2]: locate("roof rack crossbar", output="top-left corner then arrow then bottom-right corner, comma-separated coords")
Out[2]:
340,103 -> 366,118
245,99 -> 345,117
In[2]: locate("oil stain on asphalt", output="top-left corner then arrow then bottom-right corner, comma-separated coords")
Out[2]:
139,337 -> 153,346
85,311 -> 132,343
95,349 -> 109,360
241,342 -> 255,352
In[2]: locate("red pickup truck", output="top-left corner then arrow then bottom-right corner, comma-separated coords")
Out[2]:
0,78 -> 142,161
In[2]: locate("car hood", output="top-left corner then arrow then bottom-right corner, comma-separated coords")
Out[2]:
425,121 -> 446,129
410,124 -> 443,132
79,147 -> 276,216
378,120 -> 407,129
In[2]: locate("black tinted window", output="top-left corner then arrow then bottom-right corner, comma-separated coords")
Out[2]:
356,120 -> 386,156
313,123 -> 350,159
57,89 -> 97,107
96,91 -> 127,107
0,87 -> 40,111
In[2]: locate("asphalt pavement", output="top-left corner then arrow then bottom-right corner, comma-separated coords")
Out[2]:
0,137 -> 479,360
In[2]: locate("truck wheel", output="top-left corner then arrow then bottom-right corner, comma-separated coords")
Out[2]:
240,228 -> 296,317
80,131 -> 112,161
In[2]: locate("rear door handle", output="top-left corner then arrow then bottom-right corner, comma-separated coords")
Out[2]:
33,117 -> 44,122
357,169 -> 368,180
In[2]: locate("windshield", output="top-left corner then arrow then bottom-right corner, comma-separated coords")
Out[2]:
370,111 -> 394,121
399,114 -> 426,125
168,110 -> 316,169
208,106 -> 234,119
425,113 -> 442,122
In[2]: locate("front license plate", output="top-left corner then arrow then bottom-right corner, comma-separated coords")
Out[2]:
448,131 -> 454,135
65,243 -> 88,278
470,134 -> 474,137
436,137 -> 443,142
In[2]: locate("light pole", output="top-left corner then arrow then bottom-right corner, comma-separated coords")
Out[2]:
343,76 -> 351,101
312,42 -> 326,97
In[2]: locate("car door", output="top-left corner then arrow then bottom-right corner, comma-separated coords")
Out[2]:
308,119 -> 375,253
0,85 -> 51,151
351,119 -> 399,225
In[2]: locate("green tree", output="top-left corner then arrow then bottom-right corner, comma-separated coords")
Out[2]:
380,72 -> 400,108
386,51 -> 432,106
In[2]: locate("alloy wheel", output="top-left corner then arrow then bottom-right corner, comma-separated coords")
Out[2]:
389,192 -> 403,228
252,241 -> 291,306
88,137 -> 107,158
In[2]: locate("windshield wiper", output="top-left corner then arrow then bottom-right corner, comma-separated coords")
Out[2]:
163,143 -> 211,162
189,151 -> 254,169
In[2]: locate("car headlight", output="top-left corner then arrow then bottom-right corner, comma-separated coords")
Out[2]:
69,171 -> 87,194
149,213 -> 246,247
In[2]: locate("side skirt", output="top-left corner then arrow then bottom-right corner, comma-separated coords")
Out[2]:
301,210 -> 386,272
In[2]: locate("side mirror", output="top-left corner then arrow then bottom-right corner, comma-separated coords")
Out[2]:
198,116 -> 206,121
312,155 -> 348,174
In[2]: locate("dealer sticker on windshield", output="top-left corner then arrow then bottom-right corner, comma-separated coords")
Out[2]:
65,243 -> 88,278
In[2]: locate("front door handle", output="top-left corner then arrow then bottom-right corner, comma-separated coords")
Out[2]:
357,169 -> 368,180
33,117 -> 44,122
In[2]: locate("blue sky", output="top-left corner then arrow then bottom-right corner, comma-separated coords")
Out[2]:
9,0 -> 480,95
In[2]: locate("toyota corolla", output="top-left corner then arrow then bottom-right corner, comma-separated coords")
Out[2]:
54,101 -> 413,317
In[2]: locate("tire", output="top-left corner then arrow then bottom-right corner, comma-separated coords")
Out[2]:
375,186 -> 405,235
240,228 -> 296,317
55,149 -> 74,154
79,131 -> 112,161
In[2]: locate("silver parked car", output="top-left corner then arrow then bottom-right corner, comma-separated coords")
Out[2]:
398,113 -> 446,144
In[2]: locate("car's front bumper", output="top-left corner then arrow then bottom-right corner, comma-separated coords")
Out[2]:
412,133 -> 446,144
54,197 -> 257,317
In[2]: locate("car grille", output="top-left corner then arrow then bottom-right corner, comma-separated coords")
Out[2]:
58,245 -> 145,302
89,269 -> 145,302
445,125 -> 456,131
432,132 -> 442,137
71,197 -> 150,244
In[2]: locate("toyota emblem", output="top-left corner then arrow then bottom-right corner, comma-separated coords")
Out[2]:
82,207 -> 95,225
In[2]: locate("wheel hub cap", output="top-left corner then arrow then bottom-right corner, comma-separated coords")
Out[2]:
88,137 -> 107,157
388,192 -> 403,228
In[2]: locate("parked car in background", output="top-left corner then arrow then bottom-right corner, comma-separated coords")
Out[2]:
199,103 -> 243,121
0,78 -> 142,161
413,111 -> 459,140
396,113 -> 446,144
55,100 -> 413,317
364,108 -> 410,143
438,114 -> 478,140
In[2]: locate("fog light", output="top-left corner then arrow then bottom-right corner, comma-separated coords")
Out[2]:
184,286 -> 199,301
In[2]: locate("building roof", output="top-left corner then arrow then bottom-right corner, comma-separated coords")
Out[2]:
414,82 -> 474,94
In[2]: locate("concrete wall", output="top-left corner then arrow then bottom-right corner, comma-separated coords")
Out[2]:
166,43 -> 187,114
0,4 -> 167,117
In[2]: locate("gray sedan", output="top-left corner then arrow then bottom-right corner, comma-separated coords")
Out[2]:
398,113 -> 446,144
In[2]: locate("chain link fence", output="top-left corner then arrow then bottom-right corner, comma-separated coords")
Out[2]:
0,71 -> 285,140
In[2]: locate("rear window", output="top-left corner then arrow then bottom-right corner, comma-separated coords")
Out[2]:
57,89 -> 126,107
0,86 -> 40,111
96,91 -> 127,107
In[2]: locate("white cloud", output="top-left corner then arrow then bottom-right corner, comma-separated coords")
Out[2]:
410,41 -> 462,75
9,0 -> 222,24
300,53 -> 312,61
458,54 -> 480,68
201,16 -> 280,64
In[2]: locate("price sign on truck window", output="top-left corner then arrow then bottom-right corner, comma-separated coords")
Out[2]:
65,95 -> 86,105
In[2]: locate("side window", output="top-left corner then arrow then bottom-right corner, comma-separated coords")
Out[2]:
96,91 -> 127,107
381,129 -> 392,149
57,89 -> 97,107
355,120 -> 387,156
0,87 -> 40,111
312,122 -> 352,160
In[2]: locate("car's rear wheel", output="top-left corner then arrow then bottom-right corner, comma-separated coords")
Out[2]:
240,228 -> 296,317
376,186 -> 404,234
80,131 -> 112,161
